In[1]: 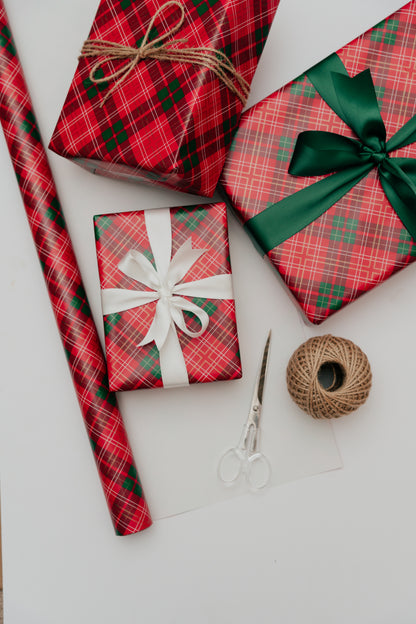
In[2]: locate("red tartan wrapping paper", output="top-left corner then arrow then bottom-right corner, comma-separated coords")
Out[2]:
94,202 -> 242,391
221,1 -> 416,324
49,0 -> 280,197
0,0 -> 151,535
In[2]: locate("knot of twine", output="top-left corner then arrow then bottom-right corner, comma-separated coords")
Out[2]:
286,335 -> 372,419
79,0 -> 250,107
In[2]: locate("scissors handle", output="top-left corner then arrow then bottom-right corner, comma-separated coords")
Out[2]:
245,452 -> 271,490
218,448 -> 271,489
218,448 -> 243,485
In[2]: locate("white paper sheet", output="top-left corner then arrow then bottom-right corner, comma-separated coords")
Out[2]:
117,209 -> 343,519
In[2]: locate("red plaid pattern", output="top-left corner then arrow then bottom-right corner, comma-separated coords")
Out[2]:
94,202 -> 242,391
0,2 -> 151,535
221,1 -> 416,324
49,0 -> 280,197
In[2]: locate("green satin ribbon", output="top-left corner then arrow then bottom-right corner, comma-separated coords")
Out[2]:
246,53 -> 416,252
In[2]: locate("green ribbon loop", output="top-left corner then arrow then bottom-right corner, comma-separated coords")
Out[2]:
246,53 -> 416,251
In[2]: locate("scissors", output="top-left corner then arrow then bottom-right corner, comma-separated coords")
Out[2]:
218,330 -> 272,490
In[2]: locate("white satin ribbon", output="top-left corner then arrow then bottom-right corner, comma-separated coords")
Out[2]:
101,208 -> 234,387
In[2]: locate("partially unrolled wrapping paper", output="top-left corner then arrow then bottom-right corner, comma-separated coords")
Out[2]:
0,1 -> 152,535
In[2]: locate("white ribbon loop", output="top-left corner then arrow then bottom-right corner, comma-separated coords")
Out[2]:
169,296 -> 209,338
165,239 -> 206,288
118,250 -> 160,290
101,208 -> 234,388
172,274 -> 234,299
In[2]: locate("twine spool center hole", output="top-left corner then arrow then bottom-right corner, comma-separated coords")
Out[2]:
317,361 -> 345,391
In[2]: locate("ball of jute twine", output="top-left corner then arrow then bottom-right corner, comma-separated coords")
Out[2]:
286,335 -> 372,419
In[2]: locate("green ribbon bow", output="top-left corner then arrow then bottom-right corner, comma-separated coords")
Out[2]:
246,53 -> 416,252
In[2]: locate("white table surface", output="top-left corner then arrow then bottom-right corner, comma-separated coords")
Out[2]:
1,0 -> 416,622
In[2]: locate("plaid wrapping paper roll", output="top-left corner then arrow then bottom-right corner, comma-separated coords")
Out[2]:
49,0 -> 280,197
221,1 -> 416,324
0,1 -> 151,535
94,202 -> 242,391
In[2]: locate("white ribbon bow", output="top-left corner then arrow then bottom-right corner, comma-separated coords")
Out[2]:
101,208 -> 234,387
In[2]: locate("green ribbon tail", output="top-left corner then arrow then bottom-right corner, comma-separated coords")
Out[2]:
306,54 -> 350,125
387,114 -> 416,152
329,70 -> 386,148
379,157 -> 416,240
245,163 -> 373,252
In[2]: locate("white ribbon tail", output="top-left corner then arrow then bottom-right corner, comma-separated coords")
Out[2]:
118,250 -> 161,290
138,298 -> 172,348
165,238 -> 207,288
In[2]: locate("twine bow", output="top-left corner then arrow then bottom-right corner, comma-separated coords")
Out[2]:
80,0 -> 250,107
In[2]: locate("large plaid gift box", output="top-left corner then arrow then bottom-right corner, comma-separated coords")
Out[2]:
49,0 -> 280,197
221,1 -> 416,324
94,202 -> 242,391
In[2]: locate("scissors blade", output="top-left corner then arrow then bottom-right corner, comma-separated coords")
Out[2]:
253,330 -> 272,409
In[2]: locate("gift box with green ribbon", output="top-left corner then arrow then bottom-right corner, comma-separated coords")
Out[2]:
221,1 -> 416,324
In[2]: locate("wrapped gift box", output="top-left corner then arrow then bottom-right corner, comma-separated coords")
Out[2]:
221,1 -> 416,324
49,0 -> 280,197
94,202 -> 242,391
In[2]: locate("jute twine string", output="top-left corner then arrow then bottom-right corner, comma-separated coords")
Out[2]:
79,0 -> 250,107
286,335 -> 372,419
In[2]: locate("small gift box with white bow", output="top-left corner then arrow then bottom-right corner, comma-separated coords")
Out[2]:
94,202 -> 242,391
